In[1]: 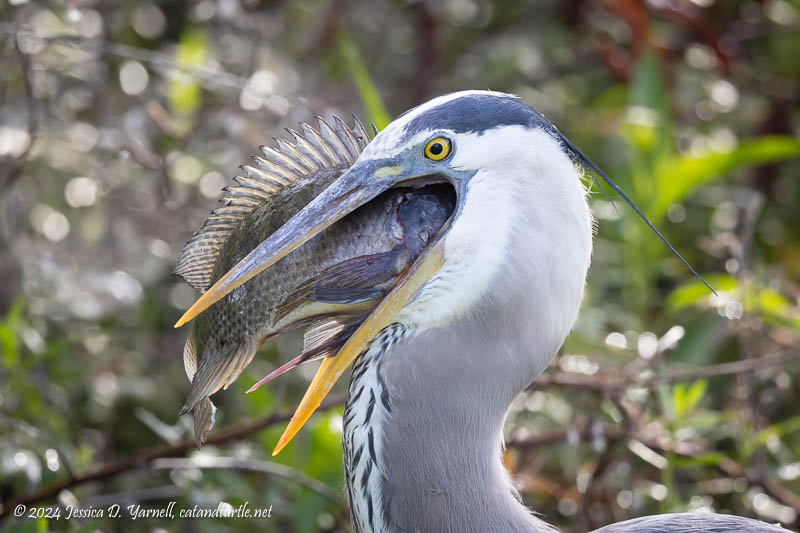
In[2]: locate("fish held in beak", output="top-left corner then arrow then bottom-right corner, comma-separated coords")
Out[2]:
174,161 -> 410,329
176,157 -> 456,450
173,118 -> 456,447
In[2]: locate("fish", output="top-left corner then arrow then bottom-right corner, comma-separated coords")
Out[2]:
174,116 -> 455,445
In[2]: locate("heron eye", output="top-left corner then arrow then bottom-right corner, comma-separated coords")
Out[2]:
424,137 -> 451,161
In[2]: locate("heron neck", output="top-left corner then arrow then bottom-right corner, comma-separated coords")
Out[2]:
343,320 -> 557,533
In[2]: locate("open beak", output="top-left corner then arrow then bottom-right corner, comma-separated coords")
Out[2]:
174,158 -> 460,453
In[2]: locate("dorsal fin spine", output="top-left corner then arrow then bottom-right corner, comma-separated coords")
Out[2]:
215,205 -> 251,216
233,175 -> 281,195
224,196 -> 261,208
240,165 -> 289,189
286,128 -> 328,168
301,123 -> 339,166
352,115 -> 371,147
226,185 -> 273,201
260,144 -> 308,176
333,115 -> 361,160
316,117 -> 350,163
250,158 -> 293,185
275,137 -> 317,172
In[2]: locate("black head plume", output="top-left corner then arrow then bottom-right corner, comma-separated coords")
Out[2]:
558,132 -> 717,296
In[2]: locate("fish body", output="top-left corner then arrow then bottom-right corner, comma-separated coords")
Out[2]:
175,118 -> 454,444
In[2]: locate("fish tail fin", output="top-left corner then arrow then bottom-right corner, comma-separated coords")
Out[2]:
178,337 -> 258,442
181,338 -> 257,412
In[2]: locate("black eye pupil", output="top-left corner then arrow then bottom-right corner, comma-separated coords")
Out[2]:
430,143 -> 443,155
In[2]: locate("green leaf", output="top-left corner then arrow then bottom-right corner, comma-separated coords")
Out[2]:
1,518 -> 47,533
755,288 -> 800,329
630,50 -> 667,112
666,275 -> 800,329
672,380 -> 707,420
0,298 -> 23,369
670,452 -> 726,468
336,29 -> 391,130
680,411 -> 731,431
651,136 -> 800,221
757,415 -> 800,446
589,84 -> 628,110
666,274 -> 737,312
625,50 -> 672,162
684,380 -> 707,414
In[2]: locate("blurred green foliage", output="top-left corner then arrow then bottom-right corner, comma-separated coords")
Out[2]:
336,30 -> 391,130
1,1 -> 799,532
170,28 -> 208,117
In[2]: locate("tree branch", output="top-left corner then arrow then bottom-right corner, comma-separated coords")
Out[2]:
0,394 -> 346,518
0,25 -> 249,90
0,19 -> 39,191
507,420 -> 800,523
530,348 -> 800,393
151,457 -> 342,506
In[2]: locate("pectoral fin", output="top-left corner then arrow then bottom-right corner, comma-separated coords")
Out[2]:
247,314 -> 365,393
275,248 -> 410,321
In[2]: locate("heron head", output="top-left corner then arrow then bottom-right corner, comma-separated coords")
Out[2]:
174,90 -> 710,454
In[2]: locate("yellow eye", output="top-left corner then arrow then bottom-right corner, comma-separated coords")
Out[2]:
424,137 -> 451,161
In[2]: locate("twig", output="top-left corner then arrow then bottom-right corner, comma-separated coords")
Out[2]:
0,394 -> 346,518
411,0 -> 437,106
530,348 -> 800,393
76,484 -> 183,509
508,421 -> 620,451
0,19 -> 39,191
0,415 -> 76,479
507,420 -> 800,524
152,457 -> 342,505
0,26 -> 249,90
3,350 -> 795,518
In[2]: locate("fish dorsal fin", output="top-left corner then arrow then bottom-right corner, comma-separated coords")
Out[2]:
174,116 -> 373,292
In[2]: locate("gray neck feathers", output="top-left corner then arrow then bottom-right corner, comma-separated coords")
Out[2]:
367,319 -> 558,533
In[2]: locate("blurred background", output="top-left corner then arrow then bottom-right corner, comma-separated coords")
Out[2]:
1,0 -> 800,531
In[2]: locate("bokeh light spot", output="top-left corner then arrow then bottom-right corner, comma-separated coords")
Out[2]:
170,153 -> 204,184
132,3 -> 167,39
119,61 -> 149,96
199,171 -> 226,198
65,177 -> 99,208
30,204 -> 70,242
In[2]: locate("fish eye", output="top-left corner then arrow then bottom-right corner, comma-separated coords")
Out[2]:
424,137 -> 451,161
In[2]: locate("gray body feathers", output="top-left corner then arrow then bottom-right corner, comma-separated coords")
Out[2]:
591,513 -> 787,532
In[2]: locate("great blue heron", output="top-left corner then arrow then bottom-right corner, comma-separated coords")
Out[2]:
175,91 -> 786,532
